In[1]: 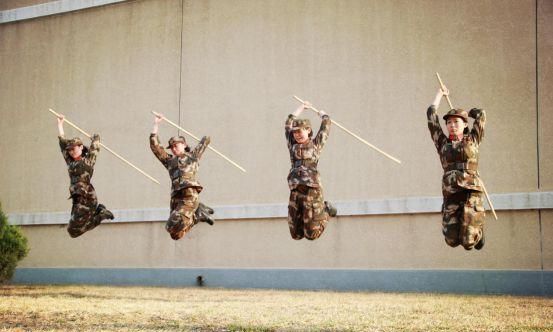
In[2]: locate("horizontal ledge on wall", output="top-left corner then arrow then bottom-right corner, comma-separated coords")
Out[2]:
7,191 -> 553,226
12,267 -> 553,296
0,0 -> 128,24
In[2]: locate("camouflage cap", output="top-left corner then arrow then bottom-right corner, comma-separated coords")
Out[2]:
291,118 -> 312,131
443,109 -> 468,122
166,136 -> 187,149
65,137 -> 84,149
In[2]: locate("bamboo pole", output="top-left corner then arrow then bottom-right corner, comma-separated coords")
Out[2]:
436,72 -> 454,110
432,75 -> 498,220
151,111 -> 246,173
293,96 -> 402,164
480,177 -> 498,220
49,108 -> 160,185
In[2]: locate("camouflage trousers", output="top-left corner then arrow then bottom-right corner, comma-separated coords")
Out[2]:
442,190 -> 486,250
167,187 -> 200,240
67,190 -> 111,238
288,185 -> 329,240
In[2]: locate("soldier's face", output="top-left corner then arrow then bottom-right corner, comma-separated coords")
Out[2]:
293,128 -> 310,144
170,142 -> 186,156
68,145 -> 83,160
446,117 -> 467,136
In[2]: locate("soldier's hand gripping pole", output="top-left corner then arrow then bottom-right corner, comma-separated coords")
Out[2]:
151,111 -> 247,173
293,96 -> 402,164
436,72 -> 454,110
432,76 -> 498,220
49,108 -> 161,185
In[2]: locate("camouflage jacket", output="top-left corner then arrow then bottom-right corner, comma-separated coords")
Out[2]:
59,135 -> 100,197
150,133 -> 210,196
427,106 -> 486,197
285,114 -> 331,189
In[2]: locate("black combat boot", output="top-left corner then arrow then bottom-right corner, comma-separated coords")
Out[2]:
96,204 -> 114,221
324,201 -> 337,217
199,202 -> 214,215
195,203 -> 215,225
475,231 -> 485,250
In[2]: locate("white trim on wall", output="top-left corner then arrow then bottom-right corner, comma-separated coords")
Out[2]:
0,0 -> 129,24
8,191 -> 553,225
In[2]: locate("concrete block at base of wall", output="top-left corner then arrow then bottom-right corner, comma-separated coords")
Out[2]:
12,268 -> 553,296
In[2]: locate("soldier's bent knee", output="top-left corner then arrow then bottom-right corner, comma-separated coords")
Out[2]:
444,237 -> 460,248
290,233 -> 304,240
170,229 -> 186,240
304,224 -> 324,240
67,228 -> 84,238
304,231 -> 322,240
461,226 -> 481,250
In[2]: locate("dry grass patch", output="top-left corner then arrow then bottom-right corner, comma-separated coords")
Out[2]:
0,285 -> 552,331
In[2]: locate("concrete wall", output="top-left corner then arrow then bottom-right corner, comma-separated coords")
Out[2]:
15,211 -> 545,270
1,0 -> 551,294
539,0 -> 553,190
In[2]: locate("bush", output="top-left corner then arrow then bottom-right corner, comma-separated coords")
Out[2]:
0,203 -> 29,283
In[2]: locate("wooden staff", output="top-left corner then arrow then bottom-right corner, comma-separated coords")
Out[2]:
436,72 -> 454,110
433,75 -> 498,220
480,178 -> 498,220
293,96 -> 402,164
49,108 -> 160,185
151,111 -> 247,173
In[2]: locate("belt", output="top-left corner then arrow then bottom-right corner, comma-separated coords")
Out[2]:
445,162 -> 478,172
171,174 -> 194,181
292,160 -> 317,168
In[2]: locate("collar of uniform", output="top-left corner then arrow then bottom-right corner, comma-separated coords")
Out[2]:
449,134 -> 464,141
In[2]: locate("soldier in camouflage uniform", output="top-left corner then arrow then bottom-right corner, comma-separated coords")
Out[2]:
285,101 -> 337,240
150,114 -> 214,240
427,87 -> 486,250
57,115 -> 114,238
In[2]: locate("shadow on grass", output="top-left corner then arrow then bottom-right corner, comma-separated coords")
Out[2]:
0,288 -> 196,304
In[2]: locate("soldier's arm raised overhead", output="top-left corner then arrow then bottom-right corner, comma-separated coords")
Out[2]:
285,114 -> 296,149
285,114 -> 295,137
313,110 -> 331,149
427,88 -> 448,152
57,114 -> 73,164
192,136 -> 211,160
286,102 -> 308,133
150,113 -> 170,167
86,134 -> 101,167
57,114 -> 65,137
469,108 -> 486,144
56,114 -> 72,164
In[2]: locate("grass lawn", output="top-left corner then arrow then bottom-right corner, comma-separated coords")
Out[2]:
1,285 -> 552,331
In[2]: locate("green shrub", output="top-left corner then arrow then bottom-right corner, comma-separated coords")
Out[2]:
0,203 -> 29,283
